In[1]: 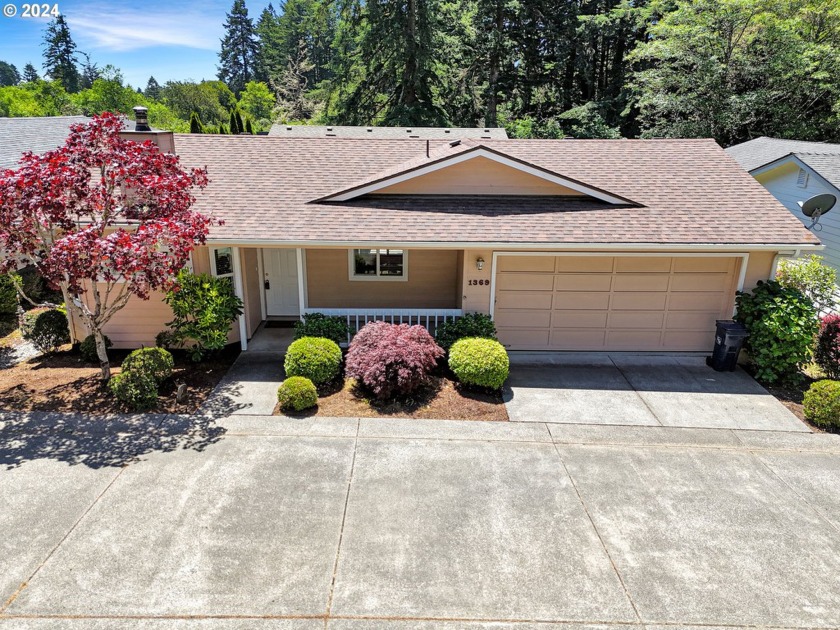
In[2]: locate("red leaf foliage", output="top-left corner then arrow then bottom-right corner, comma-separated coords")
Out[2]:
0,113 -> 213,299
345,321 -> 444,400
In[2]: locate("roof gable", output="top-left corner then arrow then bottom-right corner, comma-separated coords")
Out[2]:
318,143 -> 639,205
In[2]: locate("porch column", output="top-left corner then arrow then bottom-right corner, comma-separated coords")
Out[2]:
231,246 -> 248,351
296,248 -> 306,317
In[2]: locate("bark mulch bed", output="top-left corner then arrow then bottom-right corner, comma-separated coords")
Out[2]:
276,375 -> 509,421
0,345 -> 240,415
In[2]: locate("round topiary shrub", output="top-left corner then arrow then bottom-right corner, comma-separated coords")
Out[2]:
21,307 -> 70,353
277,376 -> 318,412
345,321 -> 445,400
284,336 -> 342,385
120,347 -> 174,384
803,379 -> 840,430
108,370 -> 159,411
448,337 -> 510,390
79,333 -> 113,363
434,313 -> 498,351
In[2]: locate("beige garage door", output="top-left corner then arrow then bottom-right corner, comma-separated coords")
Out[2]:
494,256 -> 740,351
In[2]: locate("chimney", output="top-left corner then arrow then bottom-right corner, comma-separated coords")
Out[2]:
133,106 -> 151,131
120,104 -> 175,154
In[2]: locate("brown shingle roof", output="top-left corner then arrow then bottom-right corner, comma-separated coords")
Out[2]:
173,135 -> 818,246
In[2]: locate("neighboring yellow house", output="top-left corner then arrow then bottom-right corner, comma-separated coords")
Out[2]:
88,126 -> 820,353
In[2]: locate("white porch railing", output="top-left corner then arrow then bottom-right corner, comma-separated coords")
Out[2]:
303,308 -> 464,340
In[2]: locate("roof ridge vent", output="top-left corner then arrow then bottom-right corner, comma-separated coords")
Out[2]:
449,139 -> 461,147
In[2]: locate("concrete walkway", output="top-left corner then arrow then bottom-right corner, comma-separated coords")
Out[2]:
1,412 -> 840,629
504,353 -> 807,432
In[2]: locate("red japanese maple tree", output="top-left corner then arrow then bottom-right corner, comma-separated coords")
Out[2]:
0,113 -> 212,380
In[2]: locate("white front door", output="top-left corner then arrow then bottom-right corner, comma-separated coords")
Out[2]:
263,249 -> 300,316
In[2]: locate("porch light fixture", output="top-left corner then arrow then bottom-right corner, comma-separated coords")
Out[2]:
476,257 -> 485,271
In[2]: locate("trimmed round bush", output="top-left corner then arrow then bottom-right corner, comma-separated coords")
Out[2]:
21,307 -> 70,353
109,370 -> 158,411
120,347 -> 174,384
434,313 -> 497,351
345,321 -> 444,400
803,379 -> 840,430
448,337 -> 510,390
277,376 -> 318,412
294,313 -> 350,345
284,337 -> 342,385
79,333 -> 113,363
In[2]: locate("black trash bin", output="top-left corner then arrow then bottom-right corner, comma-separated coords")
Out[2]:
706,320 -> 748,372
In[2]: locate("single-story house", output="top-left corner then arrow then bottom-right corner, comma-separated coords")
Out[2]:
0,115 -> 92,169
77,121 -> 819,354
268,124 -> 508,139
726,137 -> 840,269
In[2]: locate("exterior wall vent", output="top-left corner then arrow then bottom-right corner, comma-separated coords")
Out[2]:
797,168 -> 809,188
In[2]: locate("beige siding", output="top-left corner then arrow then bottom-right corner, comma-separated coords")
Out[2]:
192,246 -> 211,275
306,248 -> 459,308
241,248 -> 262,338
743,251 -> 775,290
376,156 -> 586,196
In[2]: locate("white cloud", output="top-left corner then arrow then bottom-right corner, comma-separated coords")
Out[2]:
66,5 -> 222,52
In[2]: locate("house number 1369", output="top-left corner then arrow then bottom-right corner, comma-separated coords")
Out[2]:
468,279 -> 489,286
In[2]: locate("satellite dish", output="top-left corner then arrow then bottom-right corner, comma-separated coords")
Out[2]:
798,193 -> 837,231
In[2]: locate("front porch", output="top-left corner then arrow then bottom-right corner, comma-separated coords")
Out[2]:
227,246 -> 469,352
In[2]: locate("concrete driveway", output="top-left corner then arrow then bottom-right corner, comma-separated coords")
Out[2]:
504,353 -> 807,431
2,412 -> 840,629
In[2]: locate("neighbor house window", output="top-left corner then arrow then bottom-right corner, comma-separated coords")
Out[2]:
349,249 -> 408,280
210,247 -> 234,278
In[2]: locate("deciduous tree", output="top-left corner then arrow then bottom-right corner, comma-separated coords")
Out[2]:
0,114 -> 212,380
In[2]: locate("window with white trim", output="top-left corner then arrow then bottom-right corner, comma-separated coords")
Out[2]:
349,249 -> 407,281
210,247 -> 234,278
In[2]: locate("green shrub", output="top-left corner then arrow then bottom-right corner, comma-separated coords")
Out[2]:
803,379 -> 840,430
108,370 -> 159,411
284,337 -> 342,385
0,274 -> 18,316
164,270 -> 244,362
777,255 -> 838,313
155,329 -> 176,350
79,333 -> 113,363
277,376 -> 318,412
21,307 -> 70,353
294,313 -> 350,345
434,313 -> 498,351
120,347 -> 174,384
448,337 -> 510,389
735,280 -> 818,385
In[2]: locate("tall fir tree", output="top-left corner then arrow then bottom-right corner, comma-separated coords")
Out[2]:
42,15 -> 81,92
218,0 -> 259,94
22,63 -> 39,83
144,76 -> 162,100
189,112 -> 204,133
0,61 -> 20,87
78,52 -> 100,90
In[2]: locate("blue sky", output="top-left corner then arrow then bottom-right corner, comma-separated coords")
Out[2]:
0,0 -> 271,88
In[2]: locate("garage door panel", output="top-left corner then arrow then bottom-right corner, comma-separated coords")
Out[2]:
550,329 -> 607,349
612,274 -> 670,292
494,255 -> 737,351
669,291 -> 727,311
496,291 -> 553,310
554,274 -> 612,292
495,309 -> 551,328
551,310 -> 608,328
497,256 -> 555,272
607,330 -> 663,349
666,311 -> 719,330
611,293 -> 668,310
609,311 -> 665,329
673,257 -> 736,273
554,257 -> 613,273
496,273 -> 554,291
671,273 -> 730,292
615,257 -> 671,273
552,292 -> 611,310
498,328 -> 550,348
